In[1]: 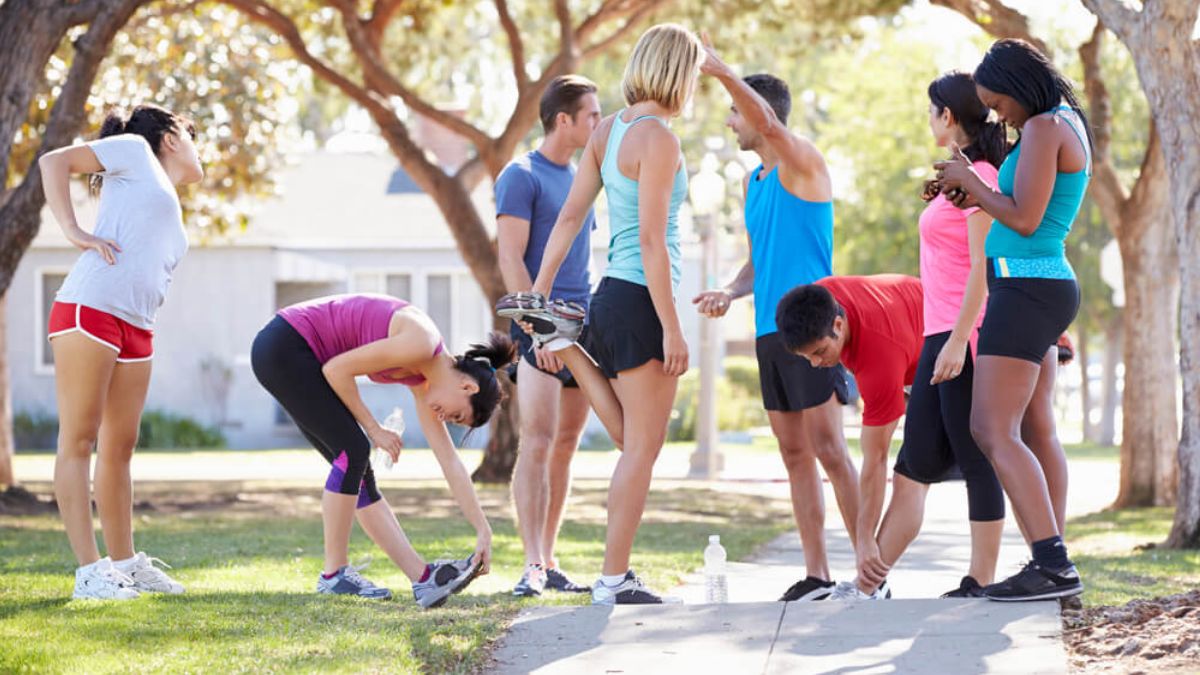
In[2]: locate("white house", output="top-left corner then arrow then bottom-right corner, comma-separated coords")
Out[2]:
7,135 -> 717,449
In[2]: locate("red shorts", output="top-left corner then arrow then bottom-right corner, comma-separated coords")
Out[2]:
47,302 -> 153,362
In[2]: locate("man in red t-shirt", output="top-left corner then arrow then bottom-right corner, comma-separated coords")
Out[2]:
776,274 -> 924,598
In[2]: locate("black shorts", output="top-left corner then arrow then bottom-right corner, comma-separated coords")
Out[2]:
586,277 -> 664,379
755,332 -> 849,411
977,263 -> 1080,364
893,332 -> 1004,522
507,321 -> 580,388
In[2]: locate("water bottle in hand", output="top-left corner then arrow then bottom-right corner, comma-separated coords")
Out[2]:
371,407 -> 406,472
704,534 -> 728,604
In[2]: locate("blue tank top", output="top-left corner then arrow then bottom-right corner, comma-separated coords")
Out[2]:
986,105 -> 1090,277
599,111 -> 688,289
745,165 -> 834,336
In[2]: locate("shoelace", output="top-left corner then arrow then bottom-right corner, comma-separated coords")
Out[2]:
829,581 -> 861,600
101,565 -> 137,588
343,562 -> 376,588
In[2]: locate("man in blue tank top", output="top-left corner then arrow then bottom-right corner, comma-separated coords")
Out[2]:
495,75 -> 601,599
694,38 -> 862,602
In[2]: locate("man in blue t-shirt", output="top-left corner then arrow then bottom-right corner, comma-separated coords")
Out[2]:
496,74 -> 600,598
693,39 -> 863,602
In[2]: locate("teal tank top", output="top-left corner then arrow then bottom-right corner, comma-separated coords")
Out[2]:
745,165 -> 834,337
599,111 -> 688,289
986,105 -> 1090,278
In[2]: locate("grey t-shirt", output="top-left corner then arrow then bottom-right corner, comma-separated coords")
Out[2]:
56,134 -> 187,329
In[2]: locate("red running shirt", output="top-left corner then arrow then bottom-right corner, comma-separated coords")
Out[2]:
816,275 -> 924,426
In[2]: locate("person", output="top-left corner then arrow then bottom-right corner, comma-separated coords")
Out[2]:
250,294 -> 511,607
776,275 -> 925,600
41,104 -> 203,600
497,23 -> 703,605
934,38 -> 1092,601
690,37 -> 861,603
839,72 -> 1009,601
495,75 -> 602,597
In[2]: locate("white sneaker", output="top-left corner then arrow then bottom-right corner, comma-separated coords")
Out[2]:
73,558 -> 141,600
113,552 -> 185,594
828,579 -> 889,601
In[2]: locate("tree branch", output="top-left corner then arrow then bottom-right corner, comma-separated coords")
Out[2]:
1079,0 -> 1141,43
1079,22 -> 1112,162
365,0 -> 404,49
930,0 -> 1049,54
1126,119 -> 1166,218
216,0 -> 393,121
555,0 -> 577,65
493,0 -> 529,89
329,0 -> 494,153
581,1 -> 664,59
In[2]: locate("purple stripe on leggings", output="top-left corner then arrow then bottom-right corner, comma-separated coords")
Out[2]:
356,484 -> 376,509
325,451 -> 349,493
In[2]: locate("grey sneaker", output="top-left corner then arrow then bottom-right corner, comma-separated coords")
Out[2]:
495,292 -> 585,346
316,564 -> 392,600
412,555 -> 480,609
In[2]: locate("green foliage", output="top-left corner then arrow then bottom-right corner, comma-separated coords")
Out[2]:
669,357 -> 768,441
12,412 -> 58,451
11,5 -> 300,237
11,410 -> 225,451
137,411 -> 227,450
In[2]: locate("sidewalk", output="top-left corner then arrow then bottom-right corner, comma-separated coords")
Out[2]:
490,460 -> 1116,673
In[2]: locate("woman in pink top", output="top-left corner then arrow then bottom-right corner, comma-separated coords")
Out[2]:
251,294 -> 515,608
851,72 -> 1009,600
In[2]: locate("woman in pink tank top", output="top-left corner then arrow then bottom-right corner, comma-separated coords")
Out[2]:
251,293 -> 516,605
844,72 -> 1012,602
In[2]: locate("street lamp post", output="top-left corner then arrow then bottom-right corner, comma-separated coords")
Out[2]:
688,154 -> 726,480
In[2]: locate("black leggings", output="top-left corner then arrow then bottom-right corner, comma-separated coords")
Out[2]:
251,315 -> 381,507
893,332 -> 1005,522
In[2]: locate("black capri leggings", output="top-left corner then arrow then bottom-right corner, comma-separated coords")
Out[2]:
893,331 -> 1005,522
251,315 -> 381,507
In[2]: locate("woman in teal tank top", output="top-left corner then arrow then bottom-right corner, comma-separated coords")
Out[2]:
934,38 -> 1091,602
525,23 -> 703,606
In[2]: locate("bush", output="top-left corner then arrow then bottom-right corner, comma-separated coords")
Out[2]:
668,358 -> 768,442
13,412 -> 58,450
137,411 -> 226,449
12,409 -> 225,451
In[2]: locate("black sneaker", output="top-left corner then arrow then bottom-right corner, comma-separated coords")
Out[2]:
941,575 -> 985,598
545,567 -> 590,593
983,561 -> 1083,602
779,576 -> 836,602
591,570 -> 664,605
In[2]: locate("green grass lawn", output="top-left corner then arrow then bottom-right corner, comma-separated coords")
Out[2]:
1067,506 -> 1200,606
0,481 -> 793,674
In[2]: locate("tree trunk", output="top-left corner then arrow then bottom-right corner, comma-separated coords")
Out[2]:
1114,218 -> 1180,506
1081,0 -> 1200,546
1099,311 -> 1122,447
0,294 -> 13,489
1076,322 -> 1097,442
0,0 -> 151,296
472,314 -> 521,483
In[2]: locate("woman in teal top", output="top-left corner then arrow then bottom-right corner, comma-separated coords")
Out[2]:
936,38 -> 1092,602
526,23 -> 702,606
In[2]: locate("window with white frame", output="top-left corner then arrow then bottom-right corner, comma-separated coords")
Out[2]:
385,273 -> 411,301
38,272 -> 68,367
426,274 -> 453,343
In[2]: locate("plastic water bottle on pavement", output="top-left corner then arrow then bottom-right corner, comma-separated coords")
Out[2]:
371,407 -> 405,472
704,534 -> 728,603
